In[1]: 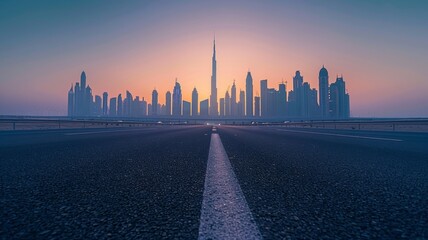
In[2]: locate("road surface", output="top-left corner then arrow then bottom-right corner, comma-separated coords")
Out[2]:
1,125 -> 427,239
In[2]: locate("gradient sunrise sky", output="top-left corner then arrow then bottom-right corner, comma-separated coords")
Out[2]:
1,0 -> 427,117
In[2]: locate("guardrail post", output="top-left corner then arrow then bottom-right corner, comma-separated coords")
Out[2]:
392,124 -> 395,131
58,120 -> 61,129
13,122 -> 16,130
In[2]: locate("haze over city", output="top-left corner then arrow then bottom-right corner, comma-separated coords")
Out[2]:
1,0 -> 428,117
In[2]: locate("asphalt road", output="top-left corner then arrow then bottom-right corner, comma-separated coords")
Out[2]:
1,126 -> 212,239
1,125 -> 428,239
218,126 -> 428,239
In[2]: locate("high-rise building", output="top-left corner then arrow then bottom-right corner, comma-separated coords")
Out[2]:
183,101 -> 191,116
254,96 -> 260,117
151,89 -> 158,115
239,90 -> 245,116
200,99 -> 209,116
330,76 -> 350,119
67,85 -> 74,116
109,97 -> 117,116
278,82 -> 287,116
225,91 -> 230,116
319,66 -> 329,118
219,98 -> 225,116
117,94 -> 123,116
141,97 -> 148,116
209,38 -> 218,116
292,71 -> 304,117
94,95 -> 102,116
260,80 -> 268,117
124,91 -> 133,117
231,80 -> 237,116
245,72 -> 253,116
172,80 -> 182,116
102,92 -> 108,116
165,91 -> 171,116
192,87 -> 198,116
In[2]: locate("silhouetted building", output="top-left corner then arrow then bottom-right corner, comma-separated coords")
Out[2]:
68,71 -> 93,116
330,76 -> 350,119
254,96 -> 260,117
210,38 -> 218,116
291,71 -> 304,117
200,99 -> 209,116
278,82 -> 287,116
124,91 -> 132,117
165,91 -> 171,116
172,80 -> 182,116
260,80 -> 268,117
147,103 -> 152,116
238,90 -> 245,116
68,85 -> 74,117
102,92 -> 108,116
192,88 -> 198,116
141,97 -> 148,116
225,91 -> 230,116
245,72 -> 253,116
183,101 -> 191,116
109,97 -> 117,116
117,94 -> 123,116
319,66 -> 329,118
219,98 -> 225,116
151,89 -> 158,115
94,95 -> 102,116
231,81 -> 237,116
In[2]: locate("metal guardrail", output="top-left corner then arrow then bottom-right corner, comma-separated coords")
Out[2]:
278,120 -> 428,132
0,119 -> 169,131
1,118 -> 428,132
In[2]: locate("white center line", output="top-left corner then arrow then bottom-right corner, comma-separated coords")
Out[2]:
198,133 -> 262,240
277,129 -> 403,142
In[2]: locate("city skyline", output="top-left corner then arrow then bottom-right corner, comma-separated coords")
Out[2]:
67,38 -> 350,120
1,1 -> 428,117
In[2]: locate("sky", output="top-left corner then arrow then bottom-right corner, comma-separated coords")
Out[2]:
0,0 -> 427,117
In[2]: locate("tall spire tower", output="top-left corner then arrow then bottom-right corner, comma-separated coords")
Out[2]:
209,37 -> 218,116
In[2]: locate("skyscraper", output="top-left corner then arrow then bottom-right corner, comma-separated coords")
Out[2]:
109,97 -> 117,116
94,95 -> 102,116
239,90 -> 245,116
102,92 -> 108,116
330,76 -> 350,119
165,91 -> 171,116
260,80 -> 268,117
245,71 -> 253,116
225,91 -> 230,116
200,99 -> 209,116
172,80 -> 182,116
151,89 -> 158,115
292,71 -> 304,117
209,38 -> 218,116
67,85 -> 74,116
319,65 -> 329,118
254,96 -> 260,117
231,80 -> 237,116
192,87 -> 198,116
278,82 -> 287,116
183,101 -> 191,116
117,94 -> 123,116
219,98 -> 225,116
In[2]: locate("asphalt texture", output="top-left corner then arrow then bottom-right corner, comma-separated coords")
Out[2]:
1,126 -> 211,239
218,126 -> 428,239
1,125 -> 428,239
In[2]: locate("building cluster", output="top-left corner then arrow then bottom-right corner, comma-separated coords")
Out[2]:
68,40 -> 350,119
